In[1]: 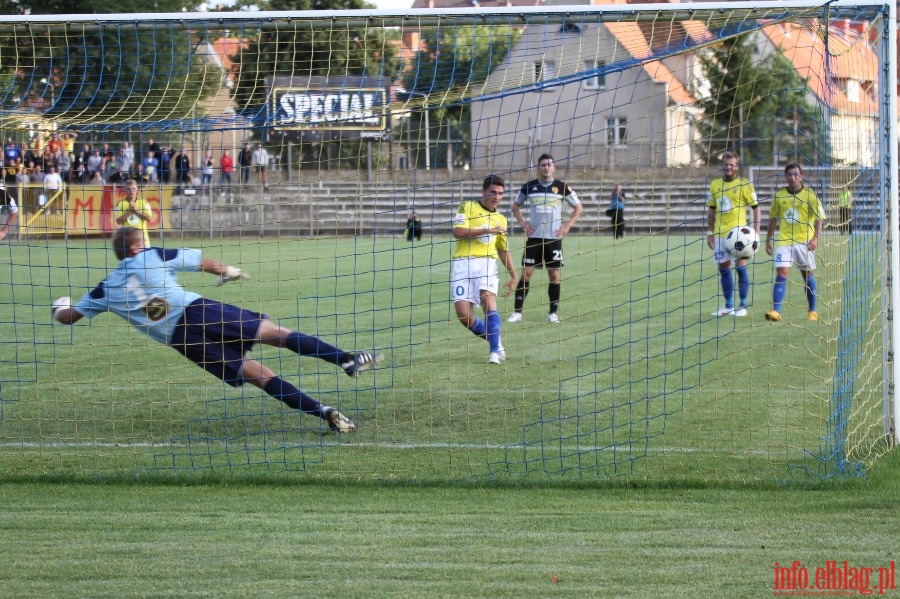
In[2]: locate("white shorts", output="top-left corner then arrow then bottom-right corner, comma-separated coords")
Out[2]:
451,257 -> 498,306
773,243 -> 817,271
712,236 -> 731,264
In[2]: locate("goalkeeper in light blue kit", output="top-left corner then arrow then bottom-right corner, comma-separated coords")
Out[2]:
763,163 -> 825,322
51,227 -> 383,433
706,151 -> 761,317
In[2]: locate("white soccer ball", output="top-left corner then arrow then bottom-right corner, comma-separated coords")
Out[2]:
724,225 -> 759,260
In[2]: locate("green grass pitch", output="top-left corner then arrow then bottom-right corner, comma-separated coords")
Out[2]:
0,231 -> 890,483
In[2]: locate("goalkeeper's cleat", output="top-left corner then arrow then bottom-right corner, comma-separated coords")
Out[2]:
547,313 -> 560,323
765,310 -> 782,322
341,351 -> 384,377
807,311 -> 819,321
322,407 -> 357,433
733,307 -> 748,317
712,306 -> 734,317
507,311 -> 523,323
488,352 -> 502,365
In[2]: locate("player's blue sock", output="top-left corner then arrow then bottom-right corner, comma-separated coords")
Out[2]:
735,265 -> 749,308
263,377 -> 321,414
805,273 -> 817,311
285,332 -> 342,365
471,318 -> 487,338
773,275 -> 788,312
719,267 -> 734,309
485,310 -> 501,353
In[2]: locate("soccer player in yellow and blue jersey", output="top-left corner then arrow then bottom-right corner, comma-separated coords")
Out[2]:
706,151 -> 761,317
764,163 -> 825,322
451,175 -> 518,364
115,179 -> 154,247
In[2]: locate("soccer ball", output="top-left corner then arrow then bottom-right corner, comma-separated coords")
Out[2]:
724,226 -> 759,260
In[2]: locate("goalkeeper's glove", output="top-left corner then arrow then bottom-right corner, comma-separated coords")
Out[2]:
51,296 -> 71,322
216,266 -> 250,286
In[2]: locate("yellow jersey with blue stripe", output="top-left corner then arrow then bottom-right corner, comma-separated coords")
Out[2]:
771,186 -> 823,246
452,200 -> 508,260
707,177 -> 758,235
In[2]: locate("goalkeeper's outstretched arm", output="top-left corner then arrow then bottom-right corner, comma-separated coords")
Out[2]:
198,260 -> 251,286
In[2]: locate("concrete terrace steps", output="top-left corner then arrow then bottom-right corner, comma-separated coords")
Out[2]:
172,178 -> 869,237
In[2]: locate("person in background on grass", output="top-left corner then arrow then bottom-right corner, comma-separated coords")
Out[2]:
706,150 -> 760,318
51,226 -> 384,433
608,184 -> 626,239
406,210 -> 422,242
451,174 -> 518,365
508,153 -> 583,324
838,186 -> 853,235
114,179 -> 154,247
764,163 -> 825,323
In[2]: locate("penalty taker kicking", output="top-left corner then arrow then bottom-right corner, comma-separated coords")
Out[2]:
51,227 -> 384,433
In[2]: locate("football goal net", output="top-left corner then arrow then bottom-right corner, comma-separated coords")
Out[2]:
0,1 -> 896,483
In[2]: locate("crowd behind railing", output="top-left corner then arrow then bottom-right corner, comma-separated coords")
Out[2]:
1,133 -> 278,206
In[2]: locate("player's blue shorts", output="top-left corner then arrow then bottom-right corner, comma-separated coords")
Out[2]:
169,298 -> 268,387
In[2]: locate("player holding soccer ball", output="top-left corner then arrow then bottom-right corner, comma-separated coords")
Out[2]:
451,175 -> 518,365
763,163 -> 824,322
706,151 -> 761,317
51,227 -> 383,433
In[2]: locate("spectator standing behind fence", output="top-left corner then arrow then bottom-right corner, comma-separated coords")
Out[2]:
252,143 -> 270,191
87,150 -> 103,179
220,150 -> 234,197
606,184 -> 626,239
121,141 -> 134,176
142,150 -> 159,183
4,139 -> 21,165
175,149 -> 192,193
838,186 -> 853,235
0,186 -> 18,242
159,146 -> 173,184
238,142 -> 252,185
200,150 -> 214,192
58,150 -> 71,183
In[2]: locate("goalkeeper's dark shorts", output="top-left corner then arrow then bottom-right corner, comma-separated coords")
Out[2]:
170,298 -> 268,387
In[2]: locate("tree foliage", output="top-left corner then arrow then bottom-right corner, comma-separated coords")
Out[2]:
231,0 -> 396,116
0,0 -> 217,126
696,34 -> 826,166
399,24 -> 519,168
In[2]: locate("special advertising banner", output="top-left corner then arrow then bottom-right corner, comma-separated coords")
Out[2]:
267,75 -> 392,142
67,186 -> 173,235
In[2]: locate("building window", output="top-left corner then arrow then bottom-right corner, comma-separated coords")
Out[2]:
844,79 -> 861,103
607,117 -> 627,146
583,60 -> 606,90
534,60 -> 557,84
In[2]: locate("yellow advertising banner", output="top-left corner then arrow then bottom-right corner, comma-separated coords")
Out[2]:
66,185 -> 174,235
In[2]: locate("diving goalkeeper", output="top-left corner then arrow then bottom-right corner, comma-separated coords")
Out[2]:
51,227 -> 383,433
